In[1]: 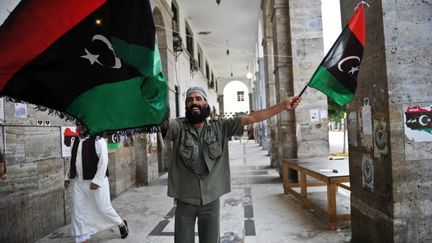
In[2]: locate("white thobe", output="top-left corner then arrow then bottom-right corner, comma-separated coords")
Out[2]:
70,137 -> 122,242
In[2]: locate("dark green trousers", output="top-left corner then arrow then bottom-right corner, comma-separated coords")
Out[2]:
174,199 -> 220,243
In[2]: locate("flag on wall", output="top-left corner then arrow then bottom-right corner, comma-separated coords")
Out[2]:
0,0 -> 168,135
307,3 -> 365,106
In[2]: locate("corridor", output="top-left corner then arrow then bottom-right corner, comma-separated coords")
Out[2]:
37,140 -> 351,243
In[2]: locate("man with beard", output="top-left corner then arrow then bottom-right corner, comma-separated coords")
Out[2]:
163,86 -> 301,243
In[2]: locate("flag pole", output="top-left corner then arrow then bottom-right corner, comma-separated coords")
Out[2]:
297,84 -> 308,98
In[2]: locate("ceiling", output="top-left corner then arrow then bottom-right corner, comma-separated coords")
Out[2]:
178,0 -> 261,81
0,0 -> 262,82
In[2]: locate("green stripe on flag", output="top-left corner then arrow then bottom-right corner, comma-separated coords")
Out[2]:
112,37 -> 164,78
308,66 -> 354,106
66,76 -> 167,135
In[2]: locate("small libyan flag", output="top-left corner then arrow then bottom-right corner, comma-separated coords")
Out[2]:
0,0 -> 168,135
307,3 -> 366,106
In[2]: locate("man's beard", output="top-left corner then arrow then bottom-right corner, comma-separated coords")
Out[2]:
185,104 -> 211,124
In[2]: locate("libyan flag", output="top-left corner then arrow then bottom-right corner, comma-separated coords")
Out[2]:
308,3 -> 365,106
0,0 -> 168,135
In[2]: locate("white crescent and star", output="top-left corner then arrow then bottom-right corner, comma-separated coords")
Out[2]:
81,48 -> 102,65
418,115 -> 431,126
337,56 -> 361,75
111,133 -> 121,143
81,34 -> 122,69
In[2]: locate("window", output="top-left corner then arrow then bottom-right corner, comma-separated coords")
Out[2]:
205,62 -> 210,80
197,52 -> 201,69
237,91 -> 244,102
171,1 -> 181,55
171,1 -> 179,36
197,45 -> 203,71
185,23 -> 195,71
209,72 -> 214,89
185,23 -> 194,56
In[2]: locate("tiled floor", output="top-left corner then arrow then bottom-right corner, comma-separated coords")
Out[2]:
37,140 -> 351,243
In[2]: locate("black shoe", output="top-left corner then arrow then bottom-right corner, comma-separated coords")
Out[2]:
119,220 -> 129,239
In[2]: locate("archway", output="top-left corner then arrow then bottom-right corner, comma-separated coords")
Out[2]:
222,81 -> 250,117
152,7 -> 168,80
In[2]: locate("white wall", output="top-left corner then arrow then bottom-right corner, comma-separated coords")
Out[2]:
223,81 -> 249,116
321,0 -> 342,53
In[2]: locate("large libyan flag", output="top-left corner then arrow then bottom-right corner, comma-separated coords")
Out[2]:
308,3 -> 365,106
0,0 -> 168,135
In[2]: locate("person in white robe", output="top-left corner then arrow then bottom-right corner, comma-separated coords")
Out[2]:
64,123 -> 128,243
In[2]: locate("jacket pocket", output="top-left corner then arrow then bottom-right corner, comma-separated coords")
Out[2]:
178,137 -> 194,161
205,136 -> 222,160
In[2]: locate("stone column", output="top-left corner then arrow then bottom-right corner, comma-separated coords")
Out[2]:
341,1 -> 432,242
272,0 -> 297,176
289,1 -> 328,158
217,95 -> 224,115
257,57 -> 269,149
262,0 -> 279,164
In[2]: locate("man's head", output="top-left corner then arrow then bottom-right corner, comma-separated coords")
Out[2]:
185,87 -> 207,103
75,121 -> 88,138
185,87 -> 210,124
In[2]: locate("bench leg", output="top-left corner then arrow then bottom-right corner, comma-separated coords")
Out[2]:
327,183 -> 337,230
300,171 -> 308,208
283,163 -> 289,194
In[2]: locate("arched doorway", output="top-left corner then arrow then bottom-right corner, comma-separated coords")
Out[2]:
223,81 -> 250,116
152,7 -> 168,80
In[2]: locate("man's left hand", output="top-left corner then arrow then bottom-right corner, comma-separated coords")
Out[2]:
90,182 -> 100,190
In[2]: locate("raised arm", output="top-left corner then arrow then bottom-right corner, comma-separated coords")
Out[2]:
241,96 -> 301,126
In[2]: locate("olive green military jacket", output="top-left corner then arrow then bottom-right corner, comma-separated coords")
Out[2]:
165,117 -> 243,205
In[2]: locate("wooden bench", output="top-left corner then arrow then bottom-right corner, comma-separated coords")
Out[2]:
282,157 -> 351,230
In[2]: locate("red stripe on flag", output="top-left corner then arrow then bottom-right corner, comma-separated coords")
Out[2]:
348,4 -> 365,47
0,0 -> 106,91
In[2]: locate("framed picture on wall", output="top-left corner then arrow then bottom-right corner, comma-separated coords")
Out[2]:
61,126 -> 78,157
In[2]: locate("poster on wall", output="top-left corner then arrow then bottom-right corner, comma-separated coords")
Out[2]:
362,98 -> 372,135
373,119 -> 388,158
404,105 -> 432,142
0,98 -> 4,123
320,109 -> 328,120
107,131 -> 121,149
61,126 -> 78,157
309,109 -> 320,122
360,99 -> 373,148
14,102 -> 27,118
362,154 -> 374,191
